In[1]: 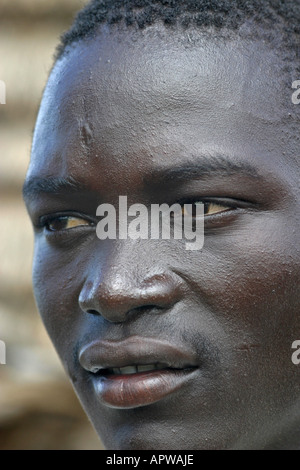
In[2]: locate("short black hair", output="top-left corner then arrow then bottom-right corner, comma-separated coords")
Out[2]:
55,0 -> 300,61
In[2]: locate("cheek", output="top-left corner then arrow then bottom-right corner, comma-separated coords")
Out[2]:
32,239 -> 84,358
183,218 -> 300,342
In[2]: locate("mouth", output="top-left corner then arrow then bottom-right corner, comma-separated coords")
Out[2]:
79,336 -> 198,409
93,363 -> 169,375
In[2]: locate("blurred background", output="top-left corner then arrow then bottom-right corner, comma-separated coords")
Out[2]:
0,0 -> 103,449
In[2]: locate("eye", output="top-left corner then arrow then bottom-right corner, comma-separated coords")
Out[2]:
44,216 -> 92,232
182,201 -> 232,217
203,201 -> 232,216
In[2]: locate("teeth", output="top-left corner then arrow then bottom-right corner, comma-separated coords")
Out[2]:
136,364 -> 155,373
117,366 -> 137,375
91,364 -> 168,375
110,364 -> 166,375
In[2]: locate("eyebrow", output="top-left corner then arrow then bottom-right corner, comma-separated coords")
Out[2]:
22,175 -> 86,200
23,155 -> 260,201
147,155 -> 260,186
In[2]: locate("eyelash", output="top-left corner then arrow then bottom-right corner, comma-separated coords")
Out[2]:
183,200 -> 234,216
177,198 -> 241,216
39,213 -> 96,233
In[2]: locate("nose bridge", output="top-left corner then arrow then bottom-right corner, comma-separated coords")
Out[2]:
78,240 -> 182,322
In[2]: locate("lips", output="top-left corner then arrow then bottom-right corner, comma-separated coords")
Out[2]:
79,336 -> 198,409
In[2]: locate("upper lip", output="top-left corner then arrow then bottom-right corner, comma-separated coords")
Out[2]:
79,335 -> 198,373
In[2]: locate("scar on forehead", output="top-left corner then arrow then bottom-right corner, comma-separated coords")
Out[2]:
78,120 -> 94,150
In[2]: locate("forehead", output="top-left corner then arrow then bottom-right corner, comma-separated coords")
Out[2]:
28,25 -> 297,184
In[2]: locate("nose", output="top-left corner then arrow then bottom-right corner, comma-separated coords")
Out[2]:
78,246 -> 183,323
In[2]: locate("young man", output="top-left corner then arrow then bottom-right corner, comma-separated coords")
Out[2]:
23,0 -> 300,449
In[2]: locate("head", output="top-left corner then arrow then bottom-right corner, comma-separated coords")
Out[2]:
23,0 -> 300,449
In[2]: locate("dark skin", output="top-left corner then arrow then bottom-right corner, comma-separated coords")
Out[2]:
23,24 -> 300,449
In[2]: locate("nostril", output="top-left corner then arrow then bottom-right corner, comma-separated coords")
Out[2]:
86,309 -> 100,316
85,305 -> 161,318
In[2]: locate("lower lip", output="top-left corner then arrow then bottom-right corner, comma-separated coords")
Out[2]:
92,368 -> 197,409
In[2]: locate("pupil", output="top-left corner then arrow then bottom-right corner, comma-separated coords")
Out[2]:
203,202 -> 210,215
48,217 -> 68,231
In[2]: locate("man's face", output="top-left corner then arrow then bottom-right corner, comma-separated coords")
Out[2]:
24,25 -> 300,449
